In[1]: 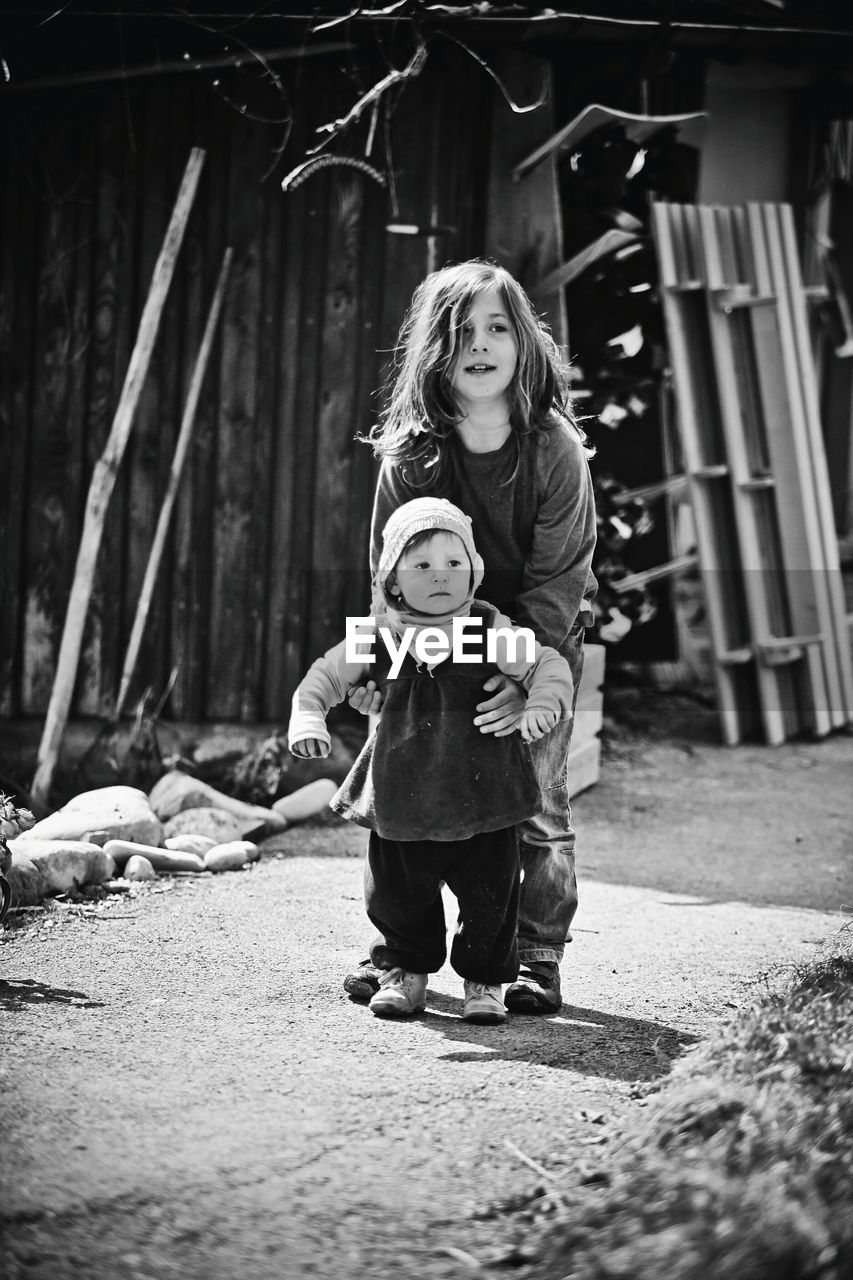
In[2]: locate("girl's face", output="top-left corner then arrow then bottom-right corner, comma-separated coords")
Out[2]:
448,287 -> 518,414
392,531 -> 471,615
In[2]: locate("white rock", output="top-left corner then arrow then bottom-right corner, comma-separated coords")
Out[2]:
9,838 -> 114,895
204,841 -> 259,873
124,855 -> 157,881
18,786 -> 163,849
162,808 -> 243,845
273,779 -> 338,823
148,771 -> 286,835
6,852 -> 45,906
191,730 -> 256,768
102,840 -> 205,873
164,834 -> 217,857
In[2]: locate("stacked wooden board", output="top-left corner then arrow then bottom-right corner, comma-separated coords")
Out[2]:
568,643 -> 605,795
651,201 -> 853,744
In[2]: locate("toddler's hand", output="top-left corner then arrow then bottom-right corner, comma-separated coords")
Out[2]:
519,706 -> 557,743
347,681 -> 384,717
290,737 -> 330,759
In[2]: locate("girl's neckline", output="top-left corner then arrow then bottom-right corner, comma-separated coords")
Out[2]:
454,420 -> 513,457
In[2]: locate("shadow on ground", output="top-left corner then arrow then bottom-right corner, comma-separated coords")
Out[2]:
0,977 -> 105,1011
411,991 -> 696,1082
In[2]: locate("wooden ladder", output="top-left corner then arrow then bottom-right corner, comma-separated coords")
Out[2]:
651,200 -> 853,743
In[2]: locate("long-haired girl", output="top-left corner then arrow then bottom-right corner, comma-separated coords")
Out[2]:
365,258 -> 590,491
348,258 -> 598,1016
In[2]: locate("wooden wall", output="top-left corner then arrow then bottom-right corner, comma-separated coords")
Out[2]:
0,47 -> 490,722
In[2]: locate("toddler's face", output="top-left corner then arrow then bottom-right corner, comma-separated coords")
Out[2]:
392,531 -> 471,615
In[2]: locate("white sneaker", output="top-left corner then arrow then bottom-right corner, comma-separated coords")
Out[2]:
463,981 -> 507,1024
368,968 -> 427,1018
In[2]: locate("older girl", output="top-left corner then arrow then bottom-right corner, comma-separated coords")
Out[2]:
348,259 -> 597,1015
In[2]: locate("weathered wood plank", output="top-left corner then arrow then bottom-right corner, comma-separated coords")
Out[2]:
116,248 -> 232,718
651,203 -> 759,744
742,204 -> 835,735
21,112 -> 83,715
62,100 -> 98,715
696,204 -> 799,744
284,170 -> 331,685
79,86 -> 136,717
264,123 -> 310,718
207,114 -> 264,719
308,169 -> 370,667
773,203 -> 853,724
0,109 -> 34,716
170,82 -> 229,721
123,87 -> 183,714
240,126 -> 280,723
341,176 -> 387,637
483,49 -> 568,349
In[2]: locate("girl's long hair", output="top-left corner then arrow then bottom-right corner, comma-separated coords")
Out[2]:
363,260 -> 589,493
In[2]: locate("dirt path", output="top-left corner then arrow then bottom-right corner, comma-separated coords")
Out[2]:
2,709 -> 851,1280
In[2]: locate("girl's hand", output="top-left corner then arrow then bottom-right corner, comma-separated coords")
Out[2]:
290,737 -> 330,759
519,706 -> 557,743
348,681 -> 384,717
474,674 -> 525,737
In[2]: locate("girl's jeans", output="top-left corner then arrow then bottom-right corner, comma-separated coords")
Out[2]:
515,628 -> 585,966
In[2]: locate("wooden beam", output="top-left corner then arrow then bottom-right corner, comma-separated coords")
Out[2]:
6,43 -> 353,94
512,104 -> 707,182
611,553 -> 699,593
530,228 -> 638,298
652,201 -> 760,745
617,474 -> 688,504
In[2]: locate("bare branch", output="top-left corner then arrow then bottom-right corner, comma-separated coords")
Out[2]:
312,7 -> 363,34
439,32 -> 548,113
365,99 -> 380,157
309,42 -> 428,150
314,0 -> 412,25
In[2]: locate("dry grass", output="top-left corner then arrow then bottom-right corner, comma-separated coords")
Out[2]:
507,924 -> 853,1280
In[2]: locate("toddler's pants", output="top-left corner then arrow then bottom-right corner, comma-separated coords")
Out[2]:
365,827 -> 520,984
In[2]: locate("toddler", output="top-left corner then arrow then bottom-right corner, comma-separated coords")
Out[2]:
288,498 -> 574,1023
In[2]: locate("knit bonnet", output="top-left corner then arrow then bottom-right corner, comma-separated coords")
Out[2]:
377,497 -> 485,606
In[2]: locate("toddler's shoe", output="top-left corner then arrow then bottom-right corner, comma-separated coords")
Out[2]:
504,962 -> 562,1014
463,981 -> 507,1024
343,959 -> 384,1002
368,968 -> 427,1018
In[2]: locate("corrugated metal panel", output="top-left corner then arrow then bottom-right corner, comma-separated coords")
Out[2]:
0,50 -> 489,722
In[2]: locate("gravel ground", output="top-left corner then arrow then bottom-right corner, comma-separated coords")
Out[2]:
1,697 -> 851,1280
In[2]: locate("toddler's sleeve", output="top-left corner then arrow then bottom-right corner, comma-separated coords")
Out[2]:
288,636 -> 374,751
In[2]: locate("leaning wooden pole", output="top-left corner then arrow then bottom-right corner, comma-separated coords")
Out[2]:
114,246 -> 233,718
31,147 -> 206,809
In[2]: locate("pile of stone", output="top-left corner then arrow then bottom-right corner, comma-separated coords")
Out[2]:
7,772 -> 338,908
